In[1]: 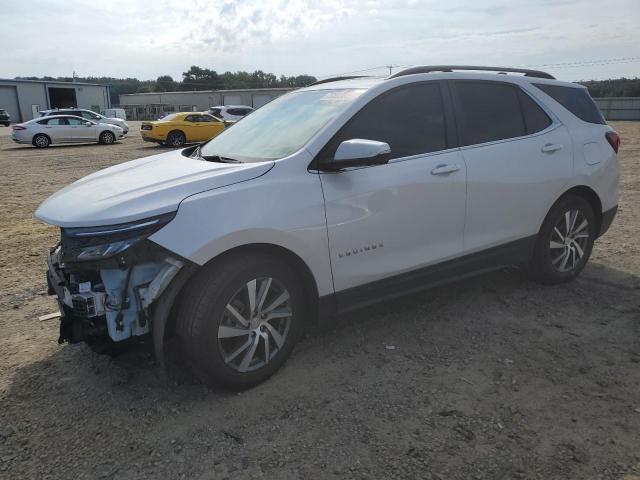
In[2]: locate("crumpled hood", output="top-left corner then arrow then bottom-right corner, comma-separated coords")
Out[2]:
35,148 -> 274,227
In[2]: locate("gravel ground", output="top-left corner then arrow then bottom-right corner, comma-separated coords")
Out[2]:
0,121 -> 639,480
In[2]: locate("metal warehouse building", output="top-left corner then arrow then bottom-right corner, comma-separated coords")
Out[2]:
0,78 -> 111,123
593,97 -> 640,121
118,87 -> 293,120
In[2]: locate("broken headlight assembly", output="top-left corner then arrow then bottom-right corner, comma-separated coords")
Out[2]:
61,211 -> 176,262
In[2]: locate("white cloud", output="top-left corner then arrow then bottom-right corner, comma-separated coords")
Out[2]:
0,0 -> 638,81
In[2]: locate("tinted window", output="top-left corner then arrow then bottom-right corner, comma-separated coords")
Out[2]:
455,82 -> 525,146
67,117 -> 86,125
227,108 -> 251,116
518,90 -> 552,134
533,83 -> 605,125
185,115 -> 198,122
200,114 -> 220,122
330,83 -> 446,160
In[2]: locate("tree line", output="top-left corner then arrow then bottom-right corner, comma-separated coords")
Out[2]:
579,78 -> 640,98
17,66 -> 317,104
16,67 -> 640,103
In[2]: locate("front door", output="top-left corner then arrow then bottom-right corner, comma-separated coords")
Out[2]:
450,80 -> 573,254
319,82 -> 467,302
66,117 -> 97,142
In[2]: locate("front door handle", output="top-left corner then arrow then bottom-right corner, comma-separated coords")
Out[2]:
541,143 -> 563,153
430,163 -> 461,175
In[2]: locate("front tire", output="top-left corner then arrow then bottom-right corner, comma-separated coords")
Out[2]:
529,195 -> 597,284
33,134 -> 50,148
176,253 -> 305,389
99,131 -> 115,145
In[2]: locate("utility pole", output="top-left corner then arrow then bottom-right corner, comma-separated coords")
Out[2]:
387,65 -> 393,75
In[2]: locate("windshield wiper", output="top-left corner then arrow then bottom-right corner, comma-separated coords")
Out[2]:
200,154 -> 242,163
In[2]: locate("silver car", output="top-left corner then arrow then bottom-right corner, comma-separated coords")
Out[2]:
39,108 -> 129,134
11,115 -> 124,148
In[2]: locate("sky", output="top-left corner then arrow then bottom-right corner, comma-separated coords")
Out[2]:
1,0 -> 639,82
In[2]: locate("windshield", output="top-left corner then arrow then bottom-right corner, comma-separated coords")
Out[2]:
200,88 -> 365,161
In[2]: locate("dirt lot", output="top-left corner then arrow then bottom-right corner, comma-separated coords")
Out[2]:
0,121 -> 638,480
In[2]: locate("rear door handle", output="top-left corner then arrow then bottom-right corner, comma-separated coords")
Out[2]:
430,163 -> 461,175
541,143 -> 563,153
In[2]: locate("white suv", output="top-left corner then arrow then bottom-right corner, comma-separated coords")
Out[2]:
35,66 -> 619,389
207,105 -> 254,121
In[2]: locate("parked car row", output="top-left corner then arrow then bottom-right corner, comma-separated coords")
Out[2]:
6,105 -> 253,149
11,115 -> 125,147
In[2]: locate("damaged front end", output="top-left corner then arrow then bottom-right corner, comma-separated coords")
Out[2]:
46,212 -> 187,349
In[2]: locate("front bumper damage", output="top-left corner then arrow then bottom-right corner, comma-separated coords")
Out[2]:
46,240 -> 184,347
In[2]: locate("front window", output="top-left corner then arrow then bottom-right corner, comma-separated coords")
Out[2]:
80,111 -> 101,120
200,89 -> 365,161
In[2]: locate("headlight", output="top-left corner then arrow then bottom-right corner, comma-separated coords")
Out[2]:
61,212 -> 175,261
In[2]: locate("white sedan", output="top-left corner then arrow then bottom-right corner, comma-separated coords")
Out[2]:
11,115 -> 124,148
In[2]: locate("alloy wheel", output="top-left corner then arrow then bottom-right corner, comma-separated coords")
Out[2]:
35,135 -> 49,147
549,209 -> 590,273
217,277 -> 292,373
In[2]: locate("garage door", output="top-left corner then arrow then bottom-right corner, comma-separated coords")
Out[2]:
222,95 -> 242,106
0,86 -> 21,122
252,94 -> 273,108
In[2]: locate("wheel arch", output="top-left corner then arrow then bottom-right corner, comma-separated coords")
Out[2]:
32,133 -> 51,146
555,185 -> 603,233
167,129 -> 186,141
153,242 -> 320,369
99,130 -> 115,142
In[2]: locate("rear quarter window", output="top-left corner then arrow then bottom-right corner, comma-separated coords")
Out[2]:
533,84 -> 605,125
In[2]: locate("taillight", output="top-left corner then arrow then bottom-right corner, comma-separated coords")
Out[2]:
605,131 -> 620,154
12,125 -> 26,130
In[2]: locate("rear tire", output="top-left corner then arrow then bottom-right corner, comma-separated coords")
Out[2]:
33,134 -> 50,148
165,130 -> 186,148
99,131 -> 115,145
529,195 -> 597,284
176,253 -> 305,390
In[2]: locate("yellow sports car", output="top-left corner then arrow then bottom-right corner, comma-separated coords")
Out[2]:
140,112 -> 227,147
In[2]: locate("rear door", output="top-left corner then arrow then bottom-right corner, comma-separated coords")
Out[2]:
319,81 -> 467,297
41,117 -> 69,142
450,80 -> 573,254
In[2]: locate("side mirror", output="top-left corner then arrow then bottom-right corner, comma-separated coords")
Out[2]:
324,139 -> 391,171
83,121 -> 92,126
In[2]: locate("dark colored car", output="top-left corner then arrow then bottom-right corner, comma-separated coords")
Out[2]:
0,109 -> 10,126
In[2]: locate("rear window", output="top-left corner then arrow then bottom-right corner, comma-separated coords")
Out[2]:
533,84 -> 605,125
454,81 -> 526,146
158,113 -> 178,122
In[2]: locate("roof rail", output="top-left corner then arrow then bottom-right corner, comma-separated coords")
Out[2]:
309,75 -> 369,86
388,65 -> 555,80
